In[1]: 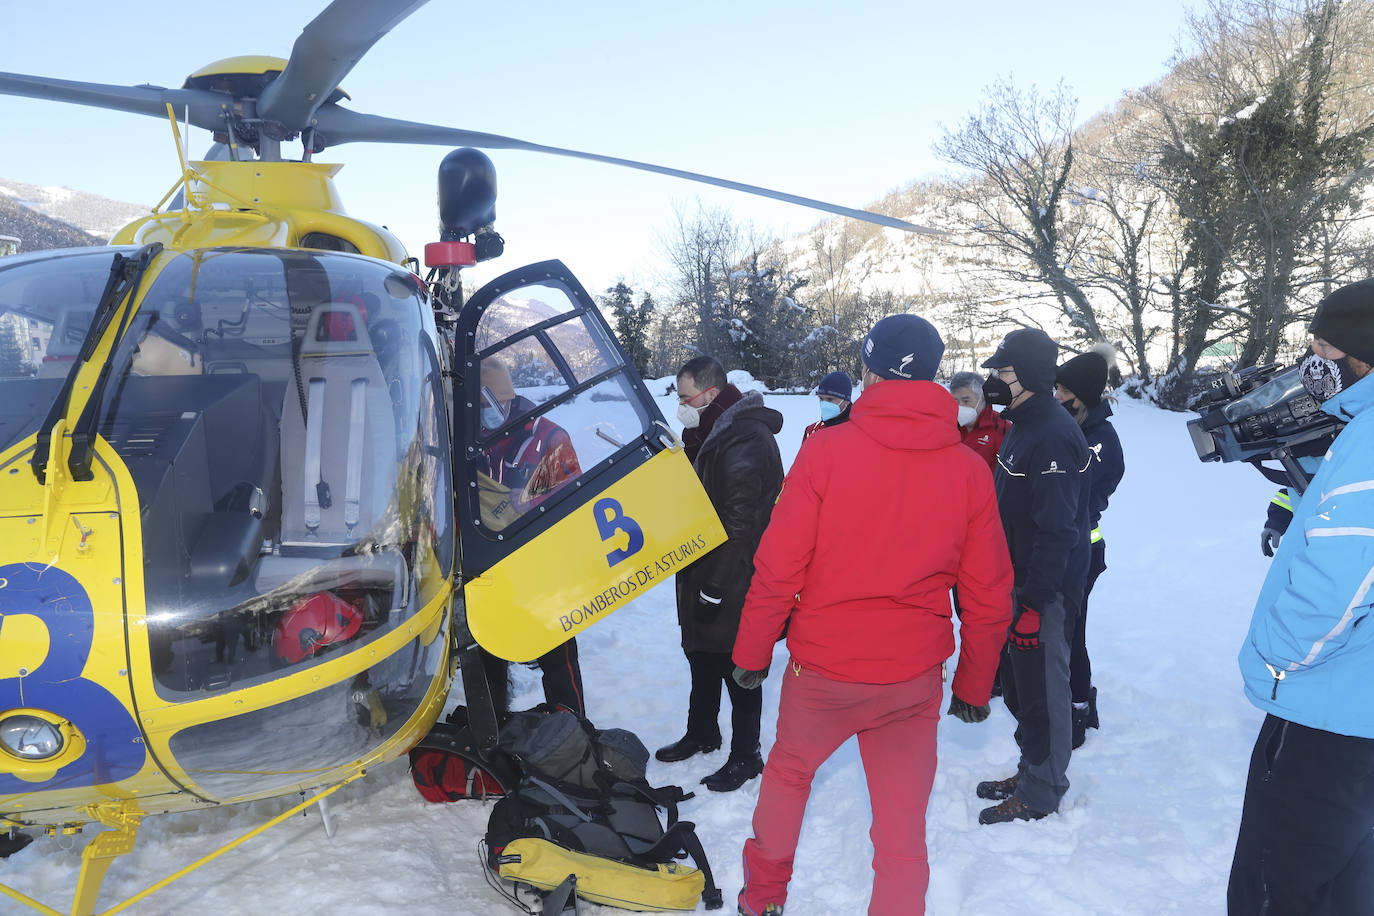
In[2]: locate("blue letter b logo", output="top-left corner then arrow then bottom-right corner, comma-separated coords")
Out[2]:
595,498 -> 644,567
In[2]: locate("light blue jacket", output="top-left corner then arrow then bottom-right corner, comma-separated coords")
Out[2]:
1239,371 -> 1374,738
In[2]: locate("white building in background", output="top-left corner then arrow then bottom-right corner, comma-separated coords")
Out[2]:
0,236 -> 18,257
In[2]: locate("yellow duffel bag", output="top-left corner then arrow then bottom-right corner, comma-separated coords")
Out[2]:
496,837 -> 707,911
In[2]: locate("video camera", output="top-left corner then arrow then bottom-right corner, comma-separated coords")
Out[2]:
1186,363 -> 1343,493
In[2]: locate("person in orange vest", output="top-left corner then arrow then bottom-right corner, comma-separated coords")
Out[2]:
949,370 -> 1009,472
801,371 -> 852,443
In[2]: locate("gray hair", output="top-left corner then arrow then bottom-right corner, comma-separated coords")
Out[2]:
948,371 -> 982,394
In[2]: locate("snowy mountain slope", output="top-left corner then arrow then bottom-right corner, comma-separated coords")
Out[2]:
0,178 -> 148,244
1,390 -> 1277,915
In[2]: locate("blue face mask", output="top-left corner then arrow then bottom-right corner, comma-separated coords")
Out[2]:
481,386 -> 508,431
819,400 -> 843,422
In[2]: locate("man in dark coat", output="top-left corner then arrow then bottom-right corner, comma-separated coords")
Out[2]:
1054,351 -> 1125,747
976,328 -> 1092,824
659,356 -> 784,793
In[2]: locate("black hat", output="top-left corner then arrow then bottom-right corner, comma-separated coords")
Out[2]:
981,328 -> 1058,393
1056,352 -> 1108,407
1310,279 -> 1374,365
816,371 -> 853,401
861,314 -> 944,381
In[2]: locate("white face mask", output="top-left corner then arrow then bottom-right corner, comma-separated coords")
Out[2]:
957,404 -> 978,427
676,402 -> 701,429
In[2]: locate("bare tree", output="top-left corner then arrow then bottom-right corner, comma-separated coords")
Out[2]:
936,78 -> 1104,341
660,201 -> 743,362
1138,0 -> 1374,397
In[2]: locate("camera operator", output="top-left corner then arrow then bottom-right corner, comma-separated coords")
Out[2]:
1228,279 -> 1374,914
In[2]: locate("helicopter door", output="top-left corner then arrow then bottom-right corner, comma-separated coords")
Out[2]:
456,260 -> 725,662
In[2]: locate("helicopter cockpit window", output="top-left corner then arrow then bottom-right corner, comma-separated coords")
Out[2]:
74,248 -> 453,699
468,280 -> 650,535
0,248 -> 136,452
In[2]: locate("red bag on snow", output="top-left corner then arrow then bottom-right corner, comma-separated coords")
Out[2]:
410,709 -> 520,802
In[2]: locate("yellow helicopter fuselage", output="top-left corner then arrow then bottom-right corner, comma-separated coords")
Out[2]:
0,181 -> 453,828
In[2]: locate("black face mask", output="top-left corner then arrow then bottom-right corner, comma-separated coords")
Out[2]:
1299,348 -> 1359,402
983,374 -> 1014,407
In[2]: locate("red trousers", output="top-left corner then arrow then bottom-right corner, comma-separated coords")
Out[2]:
739,662 -> 942,916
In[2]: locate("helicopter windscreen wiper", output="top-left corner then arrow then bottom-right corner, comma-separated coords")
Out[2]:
31,242 -> 163,483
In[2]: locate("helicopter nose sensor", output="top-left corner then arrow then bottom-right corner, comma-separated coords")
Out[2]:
427,148 -> 504,269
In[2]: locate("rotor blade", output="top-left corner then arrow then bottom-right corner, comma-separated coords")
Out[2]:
257,0 -> 431,131
0,73 -> 231,131
312,106 -> 941,235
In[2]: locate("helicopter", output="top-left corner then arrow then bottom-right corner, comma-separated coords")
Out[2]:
0,2 -> 936,913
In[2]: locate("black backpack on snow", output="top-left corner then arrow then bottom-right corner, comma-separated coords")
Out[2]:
482,709 -> 724,912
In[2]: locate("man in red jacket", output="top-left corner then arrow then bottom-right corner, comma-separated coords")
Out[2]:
732,315 -> 1014,916
950,369 -> 1009,472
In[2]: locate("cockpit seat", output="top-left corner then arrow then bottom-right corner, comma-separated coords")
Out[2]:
279,302 -> 394,550
38,307 -> 94,378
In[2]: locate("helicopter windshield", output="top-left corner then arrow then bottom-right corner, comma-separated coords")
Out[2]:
2,247 -> 453,698
0,247 -> 139,452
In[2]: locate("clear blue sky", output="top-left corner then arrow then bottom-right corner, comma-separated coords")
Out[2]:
0,0 -> 1197,297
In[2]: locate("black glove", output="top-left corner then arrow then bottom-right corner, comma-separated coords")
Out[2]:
1260,527 -> 1282,558
698,587 -> 725,611
947,695 -> 990,723
732,664 -> 769,690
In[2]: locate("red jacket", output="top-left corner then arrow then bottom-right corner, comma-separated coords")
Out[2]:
960,402 -> 1009,472
733,380 -> 1013,703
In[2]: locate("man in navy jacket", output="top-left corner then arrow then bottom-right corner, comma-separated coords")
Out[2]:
976,328 -> 1092,824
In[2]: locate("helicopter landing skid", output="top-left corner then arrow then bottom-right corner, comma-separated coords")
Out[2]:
0,773 -> 365,916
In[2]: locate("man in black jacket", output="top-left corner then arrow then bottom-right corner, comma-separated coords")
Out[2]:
1054,351 -> 1126,748
976,329 -> 1092,824
658,355 -> 785,792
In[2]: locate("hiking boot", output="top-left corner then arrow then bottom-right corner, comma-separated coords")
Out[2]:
655,734 -> 721,763
703,749 -> 764,792
738,904 -> 783,915
978,795 -> 1049,825
975,774 -> 1018,800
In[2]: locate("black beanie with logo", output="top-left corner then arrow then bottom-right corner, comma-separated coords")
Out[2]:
1310,279 -> 1374,365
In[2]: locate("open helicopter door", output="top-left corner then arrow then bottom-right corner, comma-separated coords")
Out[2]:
455,260 -> 725,668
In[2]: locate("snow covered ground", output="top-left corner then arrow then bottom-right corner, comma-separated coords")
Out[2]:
3,384 -> 1280,915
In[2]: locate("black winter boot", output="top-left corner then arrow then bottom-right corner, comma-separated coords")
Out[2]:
978,795 -> 1049,825
655,734 -> 722,763
703,747 -> 763,792
976,775 -> 1018,800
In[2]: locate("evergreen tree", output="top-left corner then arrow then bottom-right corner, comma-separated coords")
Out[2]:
0,316 -> 31,377
601,282 -> 655,376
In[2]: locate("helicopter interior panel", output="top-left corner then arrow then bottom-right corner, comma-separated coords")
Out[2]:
100,373 -> 274,607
